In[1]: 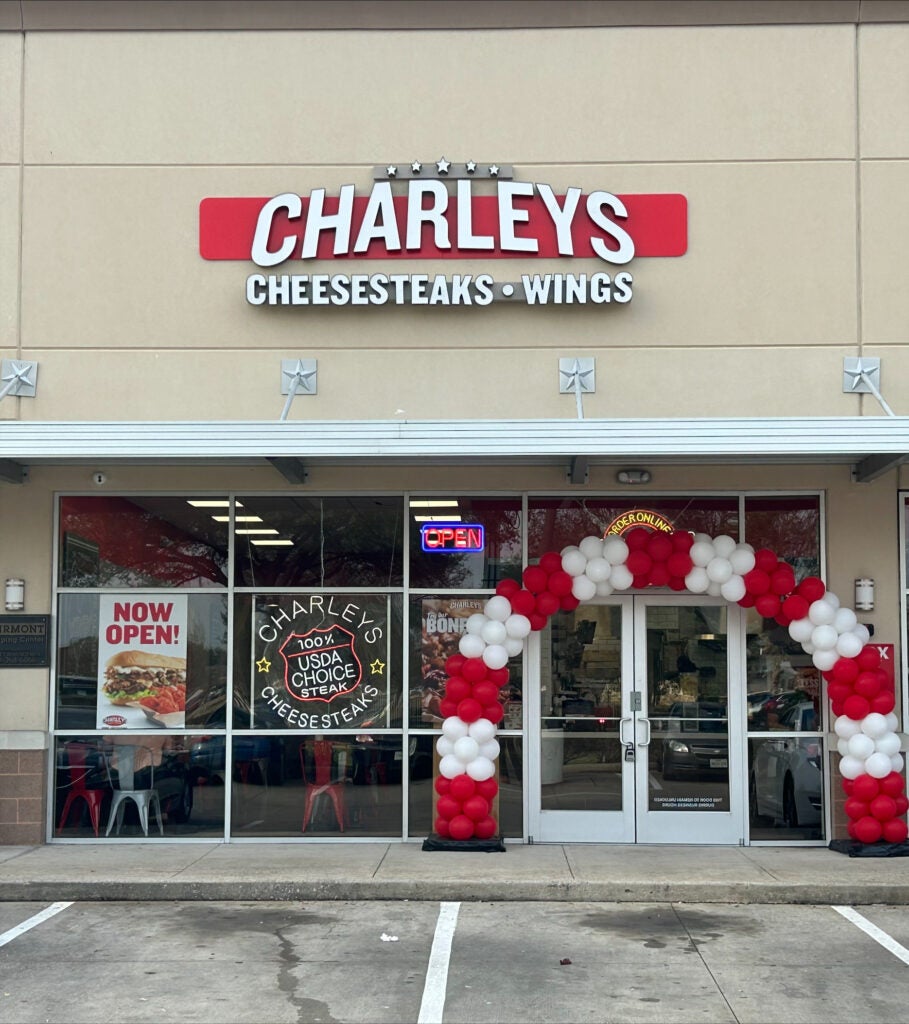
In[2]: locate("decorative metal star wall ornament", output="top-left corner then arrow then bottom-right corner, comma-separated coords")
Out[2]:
0,359 -> 38,401
559,358 -> 595,393
466,160 -> 477,173
488,164 -> 500,176
436,157 -> 451,174
411,161 -> 422,174
283,360 -> 317,393
843,357 -> 880,392
386,165 -> 397,177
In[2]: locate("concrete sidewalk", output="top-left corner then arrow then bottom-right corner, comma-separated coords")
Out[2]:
2,842 -> 909,904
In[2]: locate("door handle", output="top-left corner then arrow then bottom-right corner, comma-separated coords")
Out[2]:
619,716 -> 633,745
637,718 -> 651,747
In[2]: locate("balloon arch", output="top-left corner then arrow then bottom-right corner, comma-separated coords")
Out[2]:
432,527 -> 908,846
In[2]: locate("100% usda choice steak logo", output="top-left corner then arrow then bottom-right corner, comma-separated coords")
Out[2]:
279,626 -> 363,703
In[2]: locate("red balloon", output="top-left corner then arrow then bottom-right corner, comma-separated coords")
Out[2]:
854,671 -> 883,699
632,573 -> 651,590
436,795 -> 460,820
487,667 -> 510,688
879,772 -> 905,797
449,774 -> 476,802
472,681 -> 499,706
649,563 -> 671,587
774,611 -> 791,628
830,657 -> 860,686
895,796 -> 909,815
535,591 -> 560,617
755,593 -> 781,619
495,578 -> 521,599
445,677 -> 472,703
882,818 -> 909,843
560,595 -> 580,611
444,653 -> 466,676
843,694 -> 871,720
626,550 -> 652,576
830,699 -> 845,717
844,798 -> 870,820
510,589 -> 536,617
522,565 -> 549,594
475,777 -> 499,800
847,820 -> 858,839
484,702 -> 505,724
667,551 -> 693,578
738,592 -> 756,608
797,576 -> 826,603
870,795 -> 898,821
743,569 -> 770,595
462,795 -> 490,821
853,815 -> 883,843
770,568 -> 796,595
439,697 -> 459,719
870,691 -> 896,715
539,551 -> 563,575
668,576 -> 687,591
462,658 -> 488,683
474,815 -> 498,840
753,548 -> 779,574
547,570 -> 573,597
826,682 -> 852,704
841,777 -> 855,796
625,527 -> 650,551
647,532 -> 673,561
457,697 -> 483,723
856,646 -> 882,670
852,774 -> 881,801
434,775 -> 451,796
448,814 -> 475,841
671,530 -> 694,551
781,595 -> 809,621
434,817 -> 451,837
528,612 -> 549,631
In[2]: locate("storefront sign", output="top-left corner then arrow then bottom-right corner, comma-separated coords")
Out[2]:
97,595 -> 188,729
420,523 -> 485,552
0,615 -> 50,668
604,509 -> 675,536
200,169 -> 687,308
254,594 -> 390,729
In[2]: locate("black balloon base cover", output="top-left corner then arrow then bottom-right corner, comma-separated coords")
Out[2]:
829,839 -> 909,857
422,833 -> 506,852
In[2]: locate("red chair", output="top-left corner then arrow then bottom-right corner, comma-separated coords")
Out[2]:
57,741 -> 109,837
300,741 -> 346,833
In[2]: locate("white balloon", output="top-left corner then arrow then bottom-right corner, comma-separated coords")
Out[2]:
453,736 -> 480,763
504,614 -> 531,639
847,733 -> 875,759
468,718 -> 497,743
706,580 -> 723,597
466,613 -> 489,635
729,544 -> 756,574
692,532 -> 713,545
561,548 -> 589,577
875,731 -> 902,757
837,737 -> 851,757
810,624 -> 838,651
825,591 -> 841,610
712,535 -> 737,558
685,567 -> 710,593
861,712 -> 890,739
689,540 -> 716,567
478,739 -> 500,760
885,712 -> 900,732
834,715 -> 862,739
610,564 -> 634,590
706,556 -> 733,583
595,580 -> 614,596
808,599 -> 836,625
482,644 -> 509,670
865,751 -> 893,779
442,716 -> 469,740
891,753 -> 905,773
466,756 -> 496,782
484,595 -> 512,622
436,736 -> 455,758
835,632 -> 863,659
578,535 -> 604,559
571,575 -> 597,601
838,754 -> 865,779
602,537 -> 629,565
481,619 -> 508,646
788,617 -> 814,644
853,623 -> 871,645
504,637 -> 525,658
812,648 -> 838,672
801,640 -> 815,655
720,576 -> 746,603
833,607 -> 858,634
585,557 -> 612,583
459,633 -> 486,659
439,754 -> 463,779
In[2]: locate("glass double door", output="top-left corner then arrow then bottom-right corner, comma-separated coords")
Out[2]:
529,596 -> 745,844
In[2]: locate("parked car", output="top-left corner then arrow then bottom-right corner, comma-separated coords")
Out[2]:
656,701 -> 728,780
750,701 -> 822,828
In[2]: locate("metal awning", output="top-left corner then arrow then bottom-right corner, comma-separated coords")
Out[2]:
0,417 -> 907,484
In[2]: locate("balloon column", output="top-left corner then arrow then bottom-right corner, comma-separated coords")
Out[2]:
432,528 -> 908,845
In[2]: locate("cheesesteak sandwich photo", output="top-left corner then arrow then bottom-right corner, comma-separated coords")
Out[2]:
102,650 -> 187,706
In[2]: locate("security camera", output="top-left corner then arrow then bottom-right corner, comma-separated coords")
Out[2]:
92,472 -> 107,486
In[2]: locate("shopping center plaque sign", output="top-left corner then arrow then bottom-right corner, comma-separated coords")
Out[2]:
0,615 -> 50,668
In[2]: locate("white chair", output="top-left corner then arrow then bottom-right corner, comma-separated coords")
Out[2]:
105,744 -> 164,837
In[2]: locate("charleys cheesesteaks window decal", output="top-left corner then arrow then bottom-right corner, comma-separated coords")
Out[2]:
253,595 -> 392,730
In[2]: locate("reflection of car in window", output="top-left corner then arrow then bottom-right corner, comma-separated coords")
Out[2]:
656,702 -> 728,780
750,702 -> 822,829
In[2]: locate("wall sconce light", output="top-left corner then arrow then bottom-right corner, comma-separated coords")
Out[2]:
4,578 -> 24,611
854,577 -> 874,611
616,468 -> 651,485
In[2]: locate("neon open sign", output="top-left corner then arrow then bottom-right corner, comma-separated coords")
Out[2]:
420,523 -> 485,553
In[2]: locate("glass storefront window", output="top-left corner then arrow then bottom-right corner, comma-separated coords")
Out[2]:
59,496 -> 229,588
749,735 -> 825,840
233,496 -> 403,587
408,496 -> 522,590
744,496 -> 821,582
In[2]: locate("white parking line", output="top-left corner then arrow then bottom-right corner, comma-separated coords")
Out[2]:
0,902 -> 73,949
833,905 -> 909,966
418,901 -> 460,1024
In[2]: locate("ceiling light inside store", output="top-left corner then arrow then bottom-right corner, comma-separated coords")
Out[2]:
413,515 -> 463,522
211,515 -> 263,523
235,528 -> 279,535
251,539 -> 294,546
187,499 -> 243,508
409,500 -> 459,508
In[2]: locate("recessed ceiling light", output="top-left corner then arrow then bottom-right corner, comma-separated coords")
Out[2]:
236,528 -> 279,535
414,515 -> 463,522
188,499 -> 244,508
409,499 -> 459,508
251,539 -> 294,546
211,515 -> 263,523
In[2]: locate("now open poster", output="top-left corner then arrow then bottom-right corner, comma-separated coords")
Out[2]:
96,595 -> 188,729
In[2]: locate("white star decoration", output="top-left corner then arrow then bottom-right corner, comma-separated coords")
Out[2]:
489,164 -> 500,177
466,160 -> 477,173
436,157 -> 451,174
844,358 -> 876,391
411,161 -> 422,174
283,361 -> 317,393
386,165 -> 397,177
560,359 -> 595,393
